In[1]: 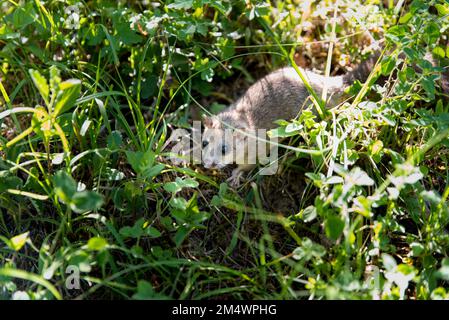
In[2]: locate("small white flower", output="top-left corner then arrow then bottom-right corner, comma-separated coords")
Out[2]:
228,31 -> 242,40
129,14 -> 141,29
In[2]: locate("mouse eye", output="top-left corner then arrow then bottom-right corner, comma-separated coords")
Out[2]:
202,140 -> 209,148
221,145 -> 228,155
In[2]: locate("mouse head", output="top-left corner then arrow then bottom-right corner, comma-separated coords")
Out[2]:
201,115 -> 247,169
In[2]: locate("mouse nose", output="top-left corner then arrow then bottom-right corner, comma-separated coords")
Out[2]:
204,160 -> 215,169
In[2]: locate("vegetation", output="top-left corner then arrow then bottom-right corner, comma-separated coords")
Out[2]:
1,0 -> 449,300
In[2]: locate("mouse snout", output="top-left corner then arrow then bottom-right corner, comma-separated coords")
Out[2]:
203,160 -> 217,169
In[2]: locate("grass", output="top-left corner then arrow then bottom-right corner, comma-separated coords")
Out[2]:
1,0 -> 449,300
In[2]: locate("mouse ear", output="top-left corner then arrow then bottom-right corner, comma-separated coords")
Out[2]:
203,115 -> 213,128
203,115 -> 220,128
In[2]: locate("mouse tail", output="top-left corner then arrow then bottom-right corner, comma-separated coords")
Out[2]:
342,47 -> 382,87
342,39 -> 449,95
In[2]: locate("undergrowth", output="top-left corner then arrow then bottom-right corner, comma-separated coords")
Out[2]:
1,0 -> 449,300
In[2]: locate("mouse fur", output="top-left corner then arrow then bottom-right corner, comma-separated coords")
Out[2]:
201,48 -> 448,186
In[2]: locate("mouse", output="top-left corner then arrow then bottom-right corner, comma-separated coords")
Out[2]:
201,49 -> 383,187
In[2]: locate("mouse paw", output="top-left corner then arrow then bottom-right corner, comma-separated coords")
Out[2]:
227,168 -> 244,187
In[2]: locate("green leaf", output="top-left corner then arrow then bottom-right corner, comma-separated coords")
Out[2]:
424,22 -> 440,44
210,195 -> 221,206
120,226 -> 142,239
403,47 -> 419,61
119,218 -> 145,239
132,280 -> 155,299
145,226 -> 161,238
163,177 -> 199,194
170,197 -> 188,210
71,191 -> 104,213
176,177 -> 198,188
29,69 -> 49,105
103,168 -> 125,181
80,119 -> 92,136
299,206 -> 317,223
353,196 -> 373,218
53,171 -> 103,213
117,22 -> 143,45
143,163 -> 165,179
436,258 -> 449,281
433,46 -> 446,58
385,25 -> 406,42
164,182 -> 179,193
324,215 -> 344,241
382,253 -> 397,271
370,140 -> 384,155
398,12 -> 413,24
421,77 -> 435,100
132,280 -> 168,300
31,106 -> 53,140
49,65 -> 61,94
431,287 -> 448,300
141,75 -> 158,99
68,251 -> 92,273
387,187 -> 400,199
53,79 -> 81,116
435,4 -> 449,16
167,0 -> 193,10
305,172 -> 326,188
346,167 -> 374,186
126,149 -> 165,179
174,226 -> 191,247
9,232 -> 29,251
11,3 -> 36,29
53,171 -> 77,203
170,193 -> 209,246
201,67 -> 214,82
268,126 -> 300,138
410,0 -> 428,12
107,131 -> 123,150
410,242 -> 425,257
126,150 -> 147,172
381,57 -> 396,76
325,176 -> 344,185
292,238 -> 326,261
420,190 -> 441,204
0,171 -> 23,193
87,237 -> 108,251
